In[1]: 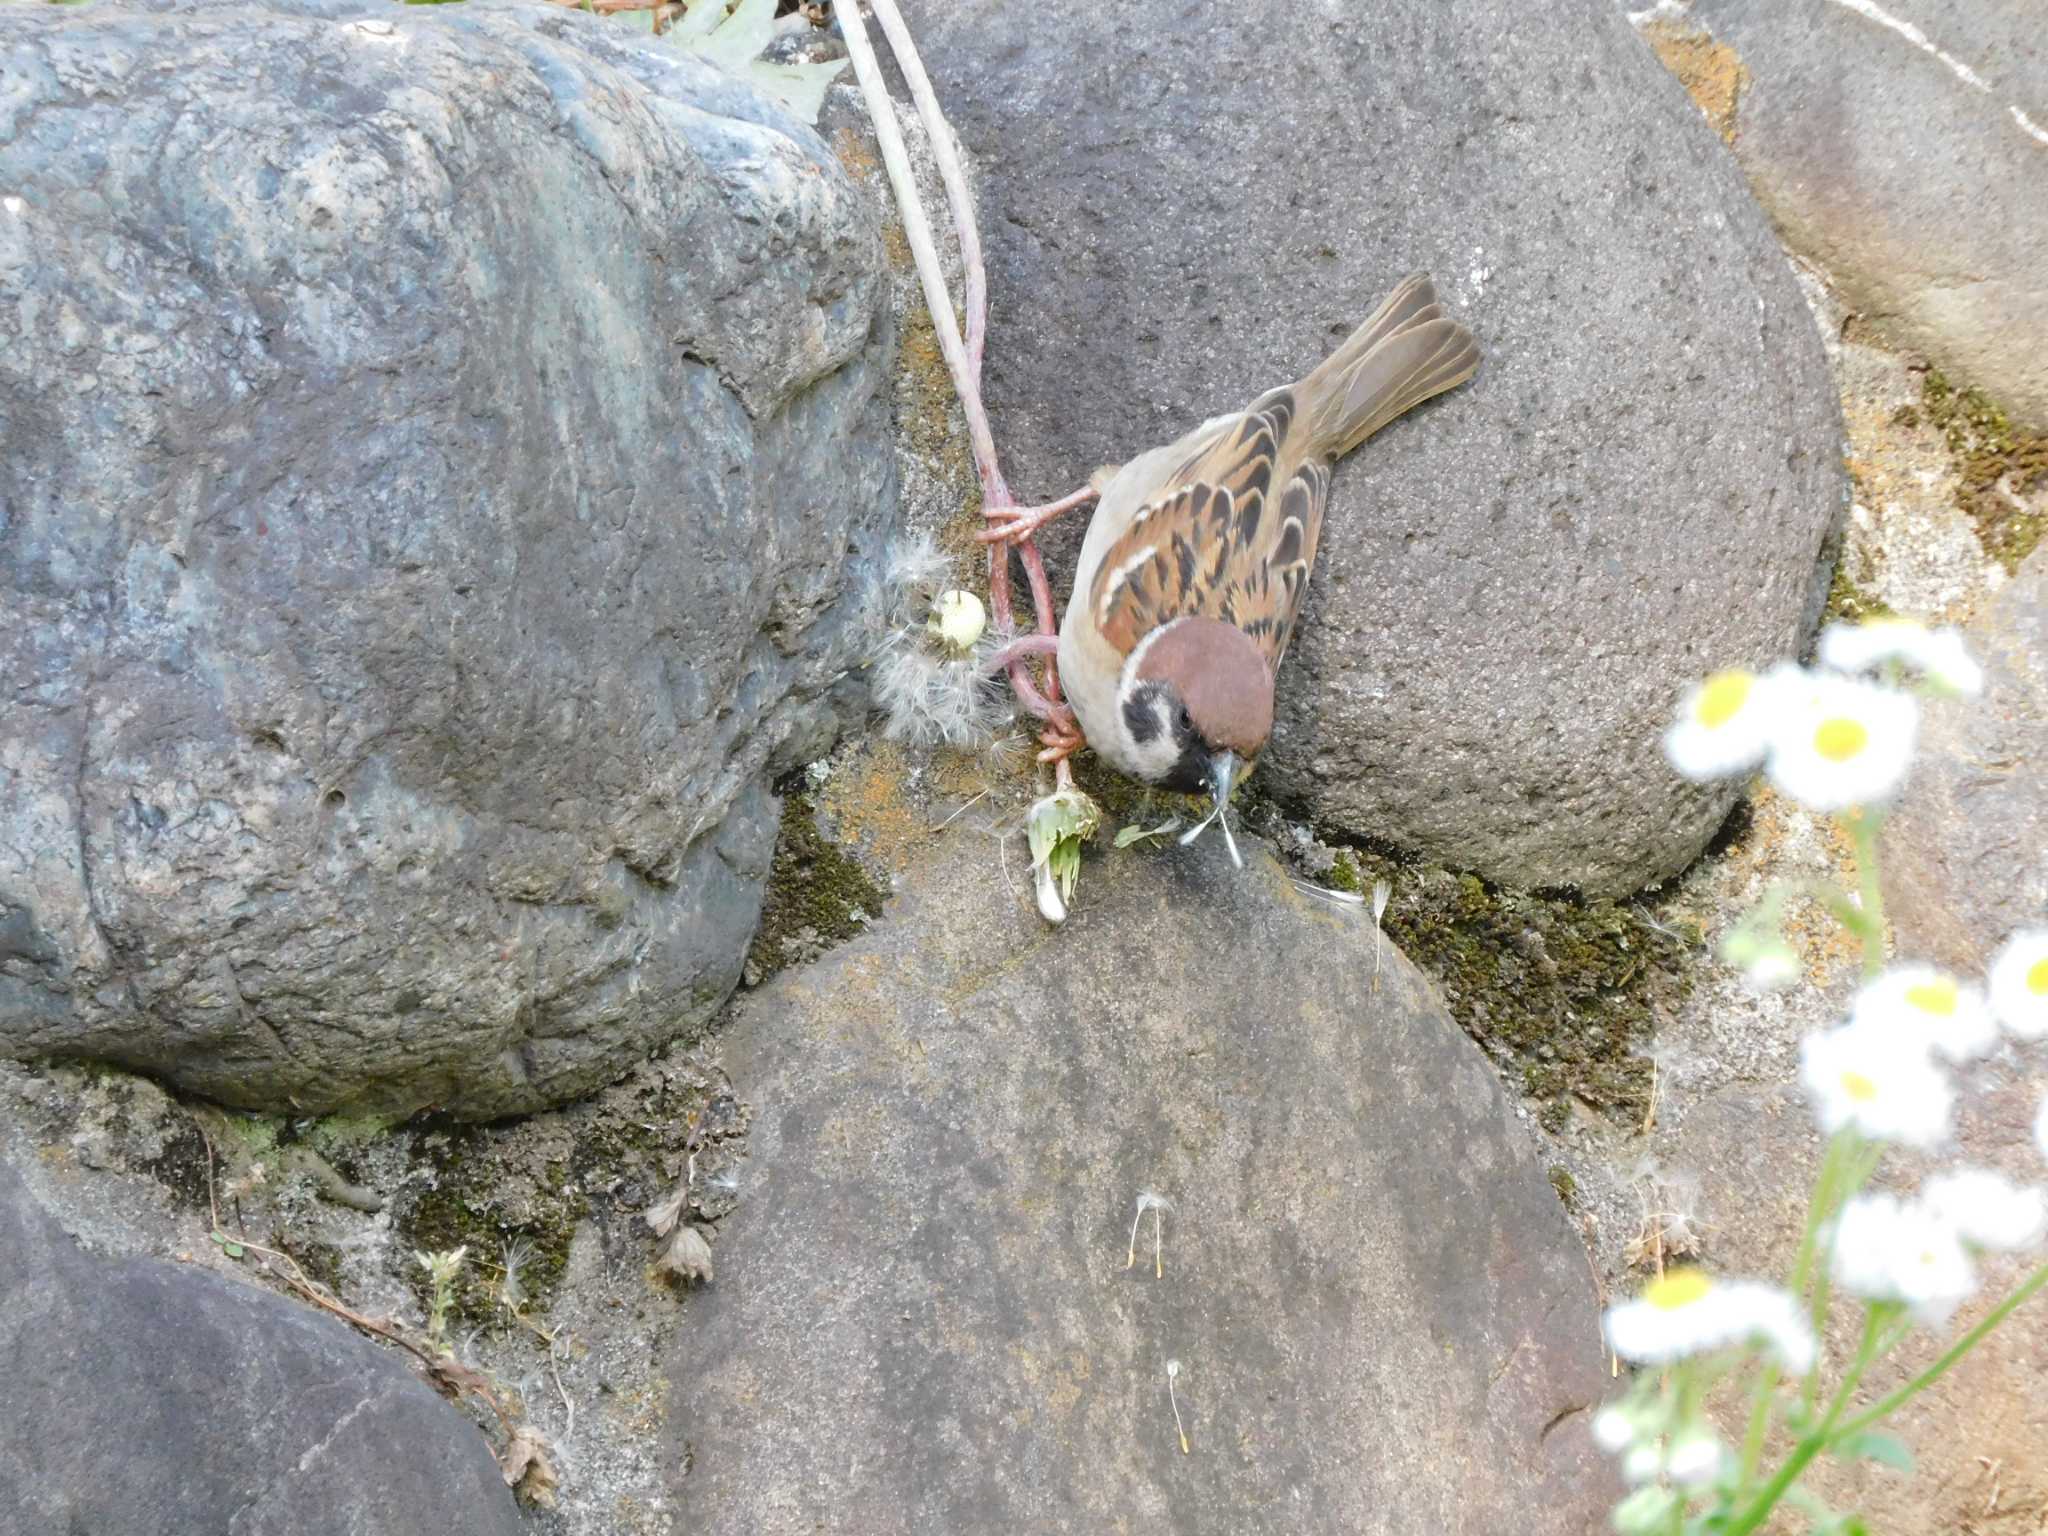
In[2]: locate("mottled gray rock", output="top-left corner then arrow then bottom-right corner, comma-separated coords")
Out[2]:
894,0 -> 1844,896
1681,0 -> 2048,428
668,833 -> 1615,1533
0,1155 -> 525,1536
0,0 -> 894,1116
1882,548 -> 2048,969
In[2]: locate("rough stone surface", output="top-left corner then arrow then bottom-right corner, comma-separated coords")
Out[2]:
894,0 -> 1844,896
1882,547 -> 2048,969
0,1155 -> 526,1536
0,0 -> 893,1116
666,832 -> 1616,1533
1681,0 -> 2048,429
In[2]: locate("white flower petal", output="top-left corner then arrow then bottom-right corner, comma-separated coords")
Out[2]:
1818,616 -> 1983,696
1664,1432 -> 1724,1487
1664,667 -> 1783,781
1830,1193 -> 1978,1327
1852,964 -> 2000,1063
1923,1168 -> 2046,1252
1765,670 -> 1919,811
1592,1406 -> 1638,1454
1603,1270 -> 1814,1372
1988,930 -> 2048,1041
1799,1022 -> 1954,1148
1622,1443 -> 1663,1485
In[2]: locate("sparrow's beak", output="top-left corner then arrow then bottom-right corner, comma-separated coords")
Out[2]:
1208,751 -> 1239,809
1177,751 -> 1244,868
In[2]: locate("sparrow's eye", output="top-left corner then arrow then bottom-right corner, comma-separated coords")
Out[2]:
1176,704 -> 1192,733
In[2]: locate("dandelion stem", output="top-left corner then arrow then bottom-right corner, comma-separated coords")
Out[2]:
1832,1261 -> 2048,1442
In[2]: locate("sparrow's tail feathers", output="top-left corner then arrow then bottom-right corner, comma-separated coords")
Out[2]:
1300,273 -> 1480,460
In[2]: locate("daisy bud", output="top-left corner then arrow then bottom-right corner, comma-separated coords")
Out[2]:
1611,1486 -> 1679,1536
1591,1406 -> 1638,1455
1664,1432 -> 1724,1487
1988,929 -> 2048,1041
1721,927 -> 1801,991
927,588 -> 987,655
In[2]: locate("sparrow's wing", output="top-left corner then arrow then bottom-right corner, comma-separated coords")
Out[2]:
1088,387 -> 1327,671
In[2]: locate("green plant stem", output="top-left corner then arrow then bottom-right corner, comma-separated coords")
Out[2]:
1725,1311 -> 1885,1536
1801,1141 -> 1883,1412
1833,1261 -> 2048,1441
1844,810 -> 1886,978
1742,1132 -> 1853,1478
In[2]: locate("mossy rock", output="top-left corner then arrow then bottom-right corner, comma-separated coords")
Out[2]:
743,787 -> 891,988
1324,846 -> 1703,1127
1923,369 -> 2048,575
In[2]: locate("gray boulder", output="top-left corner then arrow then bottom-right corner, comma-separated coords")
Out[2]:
0,0 -> 892,1116
895,0 -> 1844,896
667,833 -> 1616,1533
1882,547 -> 2048,969
0,1156 -> 526,1536
1682,0 -> 2048,428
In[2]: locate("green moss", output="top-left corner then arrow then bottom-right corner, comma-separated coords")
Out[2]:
1923,369 -> 2048,575
1823,559 -> 1894,627
744,787 -> 891,985
1548,1164 -> 1578,1205
397,1129 -> 581,1328
1332,848 -> 1701,1127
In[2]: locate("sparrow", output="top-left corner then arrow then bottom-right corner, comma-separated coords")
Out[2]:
1054,272 -> 1480,857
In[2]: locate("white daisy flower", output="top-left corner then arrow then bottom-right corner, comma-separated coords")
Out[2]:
1798,1021 -> 1954,1148
1830,1193 -> 1977,1327
1852,964 -> 1999,1063
1764,670 -> 1919,812
1988,929 -> 2048,1041
1663,666 -> 1786,781
1922,1168 -> 2047,1252
1818,616 -> 1984,696
1603,1268 -> 1816,1374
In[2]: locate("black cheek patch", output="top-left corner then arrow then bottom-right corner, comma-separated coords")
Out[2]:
1123,691 -> 1161,746
1159,741 -> 1209,794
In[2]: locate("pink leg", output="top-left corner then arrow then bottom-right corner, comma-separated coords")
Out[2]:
977,484 -> 1098,547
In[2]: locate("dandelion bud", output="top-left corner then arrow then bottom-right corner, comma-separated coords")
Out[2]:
1026,789 -> 1102,925
928,588 -> 987,655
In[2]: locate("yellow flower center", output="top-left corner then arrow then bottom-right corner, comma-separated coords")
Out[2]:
2028,957 -> 2048,997
1840,1070 -> 1880,1103
1814,717 -> 1869,762
1696,671 -> 1754,729
1904,977 -> 1958,1016
1645,1268 -> 1712,1311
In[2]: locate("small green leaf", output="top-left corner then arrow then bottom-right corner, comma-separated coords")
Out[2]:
1833,1430 -> 1913,1473
210,1231 -> 246,1259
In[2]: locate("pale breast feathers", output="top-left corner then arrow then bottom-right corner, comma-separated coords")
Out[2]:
1088,387 -> 1329,670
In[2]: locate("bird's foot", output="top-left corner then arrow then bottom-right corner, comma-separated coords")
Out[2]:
977,484 -> 1099,547
1036,714 -> 1084,767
